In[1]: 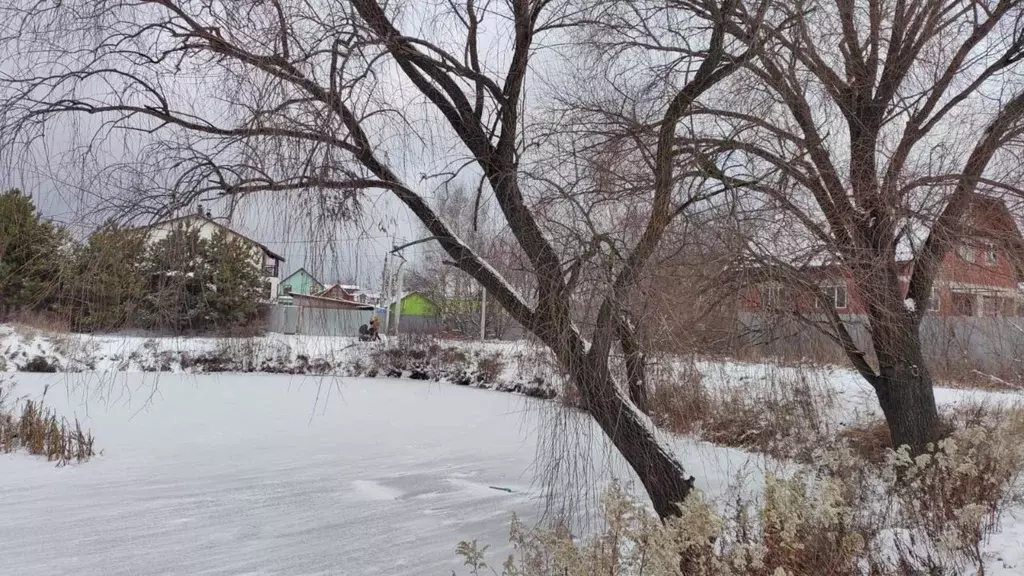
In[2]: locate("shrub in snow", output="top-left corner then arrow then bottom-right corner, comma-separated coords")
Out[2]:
651,362 -> 836,462
881,407 -> 1024,570
455,477 -> 867,576
457,406 -> 1024,575
349,338 -> 558,399
20,355 -> 59,373
176,340 -> 335,375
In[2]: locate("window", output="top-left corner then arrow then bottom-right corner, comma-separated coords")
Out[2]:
832,284 -> 848,309
952,292 -> 974,316
928,285 -> 940,313
957,245 -> 975,263
983,295 -> 1000,317
984,296 -> 1016,317
820,283 -> 847,309
1001,297 -> 1016,316
760,284 -> 780,308
986,242 -> 998,265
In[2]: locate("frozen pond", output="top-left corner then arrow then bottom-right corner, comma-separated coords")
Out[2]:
1,374 -> 552,575
0,373 -> 751,575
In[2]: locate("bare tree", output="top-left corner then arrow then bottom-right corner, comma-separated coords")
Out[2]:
0,0 -> 761,517
694,0 -> 1024,452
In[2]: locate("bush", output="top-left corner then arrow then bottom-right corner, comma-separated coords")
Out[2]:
20,355 -> 59,373
457,428 -> 1024,575
474,352 -> 505,384
456,478 -> 867,576
883,404 -> 1024,570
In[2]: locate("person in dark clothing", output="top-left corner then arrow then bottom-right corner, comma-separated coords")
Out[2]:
359,316 -> 381,341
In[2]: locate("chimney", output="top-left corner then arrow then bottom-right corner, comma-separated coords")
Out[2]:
196,203 -> 204,216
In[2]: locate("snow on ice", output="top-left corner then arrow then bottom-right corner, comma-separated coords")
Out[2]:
0,372 -> 753,576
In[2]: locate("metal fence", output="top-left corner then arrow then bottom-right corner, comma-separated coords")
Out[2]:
387,314 -> 439,335
738,312 -> 1024,379
384,312 -> 528,339
267,305 -> 373,338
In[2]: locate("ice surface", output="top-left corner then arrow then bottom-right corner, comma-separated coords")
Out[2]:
0,373 -> 753,576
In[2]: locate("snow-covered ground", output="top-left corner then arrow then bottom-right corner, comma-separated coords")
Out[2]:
0,324 -> 541,374
0,372 -> 755,576
2,325 -> 1023,574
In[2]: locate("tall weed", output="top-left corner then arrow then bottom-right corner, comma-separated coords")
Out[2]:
0,378 -> 96,465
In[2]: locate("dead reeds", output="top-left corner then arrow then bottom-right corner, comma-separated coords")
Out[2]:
0,380 -> 96,465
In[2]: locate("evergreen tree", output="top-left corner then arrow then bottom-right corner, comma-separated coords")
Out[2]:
140,224 -> 213,332
205,229 -> 266,329
69,221 -> 147,331
0,190 -> 71,315
138,224 -> 266,333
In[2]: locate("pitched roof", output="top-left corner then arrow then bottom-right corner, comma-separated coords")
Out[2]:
896,193 -> 1024,262
134,213 -> 286,262
289,293 -> 375,310
280,267 -> 321,285
745,192 -> 1023,268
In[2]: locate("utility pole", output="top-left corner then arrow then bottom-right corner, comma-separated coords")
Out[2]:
393,259 -> 404,335
379,252 -> 391,333
479,287 -> 486,340
388,236 -> 441,336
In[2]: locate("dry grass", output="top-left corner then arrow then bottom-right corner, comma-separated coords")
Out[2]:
650,361 -> 835,462
649,361 -> 711,431
0,379 -> 96,465
837,419 -> 892,464
457,398 -> 1024,575
933,368 -> 1024,392
7,310 -> 72,334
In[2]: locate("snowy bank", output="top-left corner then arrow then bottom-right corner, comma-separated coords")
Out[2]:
0,324 -> 559,398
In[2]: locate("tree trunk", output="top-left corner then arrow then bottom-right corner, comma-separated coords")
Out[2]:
618,317 -> 652,416
571,353 -> 693,519
870,317 -> 943,453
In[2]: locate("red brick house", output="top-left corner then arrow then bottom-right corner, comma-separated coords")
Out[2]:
741,194 -> 1024,317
